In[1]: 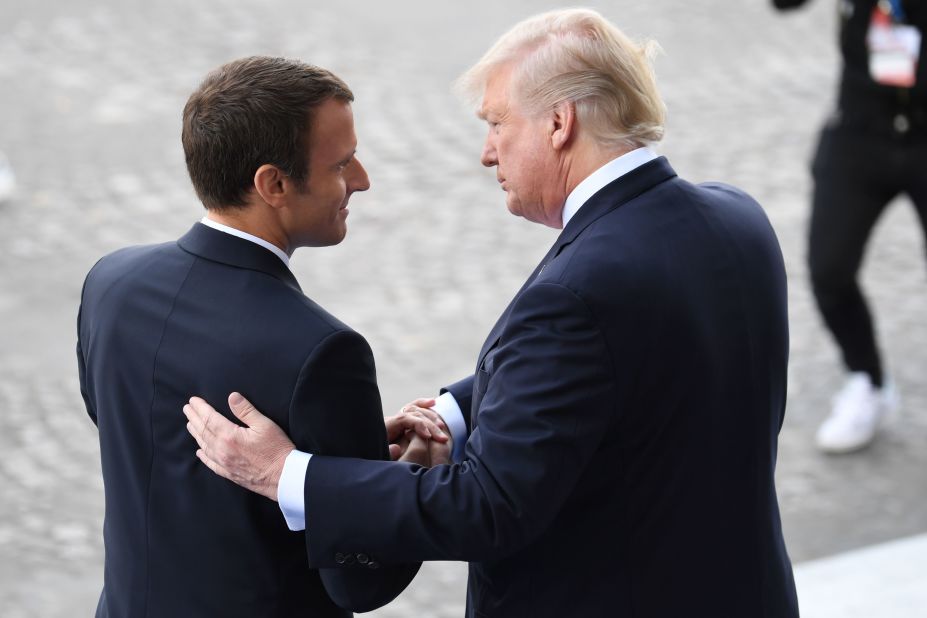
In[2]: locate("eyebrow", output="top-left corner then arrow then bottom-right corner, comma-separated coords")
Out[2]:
336,149 -> 357,166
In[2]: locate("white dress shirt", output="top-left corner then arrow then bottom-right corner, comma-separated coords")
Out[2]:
200,216 -> 291,266
277,146 -> 659,531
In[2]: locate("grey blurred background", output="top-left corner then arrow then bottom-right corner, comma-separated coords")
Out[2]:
0,0 -> 925,616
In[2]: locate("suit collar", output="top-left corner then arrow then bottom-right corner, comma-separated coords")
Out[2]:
553,156 -> 677,257
177,223 -> 302,293
561,147 -> 659,228
474,157 -> 677,371
199,216 -> 291,266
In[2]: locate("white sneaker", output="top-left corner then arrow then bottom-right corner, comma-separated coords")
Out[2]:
0,151 -> 15,203
815,372 -> 898,453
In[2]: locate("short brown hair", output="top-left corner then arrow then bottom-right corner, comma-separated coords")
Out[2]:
182,56 -> 354,211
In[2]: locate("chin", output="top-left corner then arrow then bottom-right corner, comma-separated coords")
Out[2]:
304,228 -> 347,248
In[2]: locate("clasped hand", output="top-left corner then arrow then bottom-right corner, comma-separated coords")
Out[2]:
386,398 -> 453,467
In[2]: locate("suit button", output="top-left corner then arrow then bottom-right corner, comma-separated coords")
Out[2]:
367,561 -> 379,569
356,553 -> 369,564
344,554 -> 356,565
334,553 -> 346,564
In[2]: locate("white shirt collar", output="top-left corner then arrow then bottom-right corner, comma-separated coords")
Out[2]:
199,216 -> 291,267
561,147 -> 659,228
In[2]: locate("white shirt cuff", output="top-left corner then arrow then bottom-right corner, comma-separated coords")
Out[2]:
433,392 -> 468,463
277,449 -> 311,531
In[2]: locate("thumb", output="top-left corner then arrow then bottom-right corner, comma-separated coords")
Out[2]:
389,443 -> 402,460
228,392 -> 263,427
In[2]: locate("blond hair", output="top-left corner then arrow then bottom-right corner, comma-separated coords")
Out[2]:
456,8 -> 665,149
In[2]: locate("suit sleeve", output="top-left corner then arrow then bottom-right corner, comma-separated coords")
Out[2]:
76,297 -> 97,426
304,282 -> 618,566
287,329 -> 420,612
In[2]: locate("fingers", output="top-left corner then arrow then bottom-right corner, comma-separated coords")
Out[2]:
196,448 -> 235,483
185,396 -> 236,437
389,430 -> 411,461
399,399 -> 444,424
184,397 -> 240,461
399,434 -> 430,466
183,403 -> 211,454
228,392 -> 266,428
385,410 -> 448,443
401,405 -> 449,438
428,438 -> 452,467
388,413 -> 448,443
187,421 -> 208,454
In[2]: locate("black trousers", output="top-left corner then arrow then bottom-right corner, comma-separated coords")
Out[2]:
808,122 -> 927,388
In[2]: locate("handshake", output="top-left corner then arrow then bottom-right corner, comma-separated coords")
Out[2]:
182,392 -> 452,503
386,398 -> 453,468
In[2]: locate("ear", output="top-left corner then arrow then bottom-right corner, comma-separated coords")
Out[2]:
252,164 -> 287,209
550,100 -> 576,151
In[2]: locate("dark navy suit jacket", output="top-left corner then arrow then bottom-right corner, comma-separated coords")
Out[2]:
303,158 -> 799,617
77,223 -> 417,617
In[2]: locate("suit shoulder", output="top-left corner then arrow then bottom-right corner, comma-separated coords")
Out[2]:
693,180 -> 762,209
82,241 -> 185,292
220,266 -> 366,356
547,177 -> 775,293
258,277 -> 355,335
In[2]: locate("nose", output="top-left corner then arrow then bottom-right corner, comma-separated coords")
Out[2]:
480,133 -> 497,168
350,157 -> 371,193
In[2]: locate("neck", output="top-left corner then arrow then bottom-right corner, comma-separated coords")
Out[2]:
204,208 -> 292,256
561,142 -> 633,199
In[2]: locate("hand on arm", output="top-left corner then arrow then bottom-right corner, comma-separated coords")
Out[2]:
184,392 -> 294,501
184,394 -> 452,499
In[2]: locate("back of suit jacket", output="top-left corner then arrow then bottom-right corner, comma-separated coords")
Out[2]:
303,158 -> 799,617
77,223 -> 415,617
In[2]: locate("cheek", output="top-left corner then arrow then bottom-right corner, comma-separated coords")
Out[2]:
323,178 -> 347,205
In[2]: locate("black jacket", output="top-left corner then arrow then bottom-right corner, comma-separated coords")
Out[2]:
303,158 -> 799,618
77,223 -> 418,617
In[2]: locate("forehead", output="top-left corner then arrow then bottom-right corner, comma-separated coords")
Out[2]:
309,98 -> 356,158
478,65 -> 516,119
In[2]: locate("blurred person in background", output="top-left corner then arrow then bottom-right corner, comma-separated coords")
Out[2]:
773,0 -> 926,453
185,9 -> 799,617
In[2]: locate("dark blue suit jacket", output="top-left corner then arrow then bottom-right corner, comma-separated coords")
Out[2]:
77,223 -> 417,617
303,158 -> 799,617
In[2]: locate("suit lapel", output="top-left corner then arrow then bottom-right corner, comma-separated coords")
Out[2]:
473,157 -> 677,378
177,223 -> 302,293
475,241 -> 558,370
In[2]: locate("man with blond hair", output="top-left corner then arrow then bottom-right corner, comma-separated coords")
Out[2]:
185,10 -> 800,617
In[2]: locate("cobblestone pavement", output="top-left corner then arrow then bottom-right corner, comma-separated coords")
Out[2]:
1,0 -> 925,615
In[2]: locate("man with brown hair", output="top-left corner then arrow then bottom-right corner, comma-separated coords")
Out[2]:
185,10 -> 799,617
76,56 -> 433,617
